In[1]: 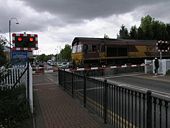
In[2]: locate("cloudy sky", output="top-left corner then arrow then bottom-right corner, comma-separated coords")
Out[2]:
0,0 -> 170,54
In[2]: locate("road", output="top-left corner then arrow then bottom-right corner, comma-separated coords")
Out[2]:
102,74 -> 170,98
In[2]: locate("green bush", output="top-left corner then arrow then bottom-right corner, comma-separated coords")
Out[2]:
0,85 -> 31,128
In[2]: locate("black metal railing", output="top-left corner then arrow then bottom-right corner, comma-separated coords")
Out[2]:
58,69 -> 170,128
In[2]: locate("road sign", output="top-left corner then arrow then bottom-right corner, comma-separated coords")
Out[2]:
12,51 -> 28,65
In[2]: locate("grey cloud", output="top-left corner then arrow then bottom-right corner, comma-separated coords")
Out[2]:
20,0 -> 168,20
0,0 -> 66,33
131,2 -> 170,24
1,0 -> 170,34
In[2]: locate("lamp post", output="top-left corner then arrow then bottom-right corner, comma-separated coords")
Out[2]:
9,18 -> 19,49
9,18 -> 19,61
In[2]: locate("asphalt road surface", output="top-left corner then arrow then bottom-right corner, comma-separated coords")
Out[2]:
103,74 -> 170,98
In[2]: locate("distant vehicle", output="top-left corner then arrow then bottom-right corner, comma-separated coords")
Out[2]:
62,62 -> 69,68
57,62 -> 63,67
47,60 -> 56,66
57,62 -> 70,69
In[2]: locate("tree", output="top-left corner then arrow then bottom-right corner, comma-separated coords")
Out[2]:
0,36 -> 8,83
137,27 -> 144,40
152,20 -> 162,40
140,15 -> 154,39
36,54 -> 46,62
117,25 -> 129,39
166,24 -> 170,40
59,44 -> 72,61
117,15 -> 170,41
36,54 -> 55,62
160,23 -> 167,40
0,36 -> 7,67
129,25 -> 138,39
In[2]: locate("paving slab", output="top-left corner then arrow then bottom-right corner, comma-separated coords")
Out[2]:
33,74 -> 107,128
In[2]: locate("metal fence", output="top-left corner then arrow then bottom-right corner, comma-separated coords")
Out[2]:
59,69 -> 170,128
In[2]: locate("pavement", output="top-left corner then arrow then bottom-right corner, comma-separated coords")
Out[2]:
33,73 -> 108,128
32,71 -> 170,128
134,73 -> 170,83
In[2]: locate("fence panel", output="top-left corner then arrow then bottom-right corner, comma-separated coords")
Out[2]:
0,67 -> 26,88
58,69 -> 170,128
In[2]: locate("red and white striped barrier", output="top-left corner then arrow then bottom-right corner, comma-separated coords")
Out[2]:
32,63 -> 153,74
63,63 -> 153,72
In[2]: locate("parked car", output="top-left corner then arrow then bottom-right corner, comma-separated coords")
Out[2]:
61,62 -> 69,68
57,62 -> 70,69
47,60 -> 56,66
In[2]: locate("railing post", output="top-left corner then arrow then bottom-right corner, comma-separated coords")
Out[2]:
146,90 -> 152,128
83,74 -> 86,107
71,71 -> 74,97
104,79 -> 108,124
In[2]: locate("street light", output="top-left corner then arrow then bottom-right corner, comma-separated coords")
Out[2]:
9,18 -> 19,49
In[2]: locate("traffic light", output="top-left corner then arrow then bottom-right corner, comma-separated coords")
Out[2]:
156,40 -> 170,52
12,33 -> 38,51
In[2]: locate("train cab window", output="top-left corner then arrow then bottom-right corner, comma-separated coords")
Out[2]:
77,44 -> 83,52
72,45 -> 77,53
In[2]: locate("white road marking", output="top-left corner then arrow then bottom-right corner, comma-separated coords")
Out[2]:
107,80 -> 170,99
92,75 -> 170,99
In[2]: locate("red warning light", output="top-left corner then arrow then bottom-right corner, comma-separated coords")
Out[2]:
29,37 -> 34,42
18,37 -> 22,42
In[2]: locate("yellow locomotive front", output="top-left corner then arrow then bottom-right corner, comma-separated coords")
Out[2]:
71,44 -> 84,66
